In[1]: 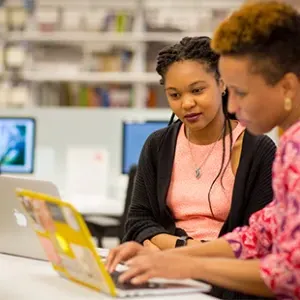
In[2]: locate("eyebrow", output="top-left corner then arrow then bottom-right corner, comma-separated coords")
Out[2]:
227,83 -> 245,89
228,85 -> 248,92
165,80 -> 207,91
188,80 -> 206,87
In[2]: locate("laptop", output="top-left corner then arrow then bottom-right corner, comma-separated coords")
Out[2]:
16,188 -> 211,298
0,176 -> 61,261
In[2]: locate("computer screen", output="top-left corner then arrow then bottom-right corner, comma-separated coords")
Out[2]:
0,117 -> 36,173
122,121 -> 168,174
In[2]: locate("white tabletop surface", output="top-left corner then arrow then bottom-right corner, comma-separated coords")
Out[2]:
0,254 -> 217,300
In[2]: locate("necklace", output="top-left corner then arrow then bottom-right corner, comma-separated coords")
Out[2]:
187,125 -> 225,179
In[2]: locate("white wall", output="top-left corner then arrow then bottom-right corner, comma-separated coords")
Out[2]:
0,108 -> 278,197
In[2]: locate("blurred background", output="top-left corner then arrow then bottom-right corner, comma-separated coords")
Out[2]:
0,0 -> 298,108
0,0 -> 297,109
0,0 -> 247,109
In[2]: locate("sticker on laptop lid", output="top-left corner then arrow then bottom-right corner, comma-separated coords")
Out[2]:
46,202 -> 67,224
20,196 -> 37,223
60,255 -> 85,281
19,196 -> 45,232
54,233 -> 71,254
32,200 -> 56,233
70,243 -> 109,289
62,206 -> 80,231
38,236 -> 63,266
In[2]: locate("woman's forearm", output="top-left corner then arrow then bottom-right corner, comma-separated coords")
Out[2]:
165,238 -> 235,258
150,234 -> 201,249
151,234 -> 236,262
151,235 -> 236,259
192,258 -> 274,297
150,234 -> 179,249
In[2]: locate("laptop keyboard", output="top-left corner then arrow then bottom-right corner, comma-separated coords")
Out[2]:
110,271 -> 160,290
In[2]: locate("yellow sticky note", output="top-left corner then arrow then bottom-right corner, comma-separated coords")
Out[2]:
55,233 -> 70,253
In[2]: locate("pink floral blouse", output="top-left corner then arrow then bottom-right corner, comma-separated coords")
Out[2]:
224,121 -> 300,299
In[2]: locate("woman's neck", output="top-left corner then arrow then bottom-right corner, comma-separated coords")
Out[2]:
280,108 -> 300,132
186,112 -> 229,145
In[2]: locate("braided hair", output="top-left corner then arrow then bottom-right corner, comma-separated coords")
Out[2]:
157,36 -> 235,218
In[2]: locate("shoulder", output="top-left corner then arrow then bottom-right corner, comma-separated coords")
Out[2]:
279,121 -> 300,150
278,122 -> 300,167
274,123 -> 300,211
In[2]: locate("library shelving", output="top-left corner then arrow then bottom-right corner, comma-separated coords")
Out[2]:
0,0 -> 244,108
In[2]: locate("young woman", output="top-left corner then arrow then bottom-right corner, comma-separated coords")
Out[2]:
123,36 -> 276,250
107,2 -> 300,299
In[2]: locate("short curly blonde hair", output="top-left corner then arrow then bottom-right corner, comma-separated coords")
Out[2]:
211,1 -> 300,84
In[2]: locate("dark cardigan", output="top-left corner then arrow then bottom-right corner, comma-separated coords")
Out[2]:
124,121 -> 276,299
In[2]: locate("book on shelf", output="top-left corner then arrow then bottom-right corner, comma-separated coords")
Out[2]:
100,10 -> 134,33
49,84 -> 133,108
0,80 -> 167,108
28,43 -> 133,74
31,82 -> 168,108
90,49 -> 133,72
33,6 -> 134,33
77,85 -> 133,108
71,85 -> 162,108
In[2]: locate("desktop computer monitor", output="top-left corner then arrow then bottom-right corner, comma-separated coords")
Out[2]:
0,117 -> 36,173
122,120 -> 168,174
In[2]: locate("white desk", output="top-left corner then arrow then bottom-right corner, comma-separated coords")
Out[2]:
0,254 -> 217,300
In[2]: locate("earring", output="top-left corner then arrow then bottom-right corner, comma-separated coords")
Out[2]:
222,90 -> 226,96
284,97 -> 292,111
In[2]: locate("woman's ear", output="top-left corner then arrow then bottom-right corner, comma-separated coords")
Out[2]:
219,78 -> 226,93
280,72 -> 299,100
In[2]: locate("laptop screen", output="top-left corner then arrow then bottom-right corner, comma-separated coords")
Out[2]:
122,121 -> 168,174
0,117 -> 36,173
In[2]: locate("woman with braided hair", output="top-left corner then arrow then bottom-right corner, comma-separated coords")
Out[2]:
122,36 -> 275,251
106,2 -> 300,299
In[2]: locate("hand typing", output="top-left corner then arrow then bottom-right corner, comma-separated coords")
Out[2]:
118,251 -> 196,284
106,241 -> 159,273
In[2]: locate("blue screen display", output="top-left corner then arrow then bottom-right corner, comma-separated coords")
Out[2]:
122,121 -> 168,174
0,117 -> 36,173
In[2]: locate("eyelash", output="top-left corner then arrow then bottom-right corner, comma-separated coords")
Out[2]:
235,91 -> 247,98
169,88 -> 204,99
192,88 -> 204,94
228,88 -> 247,98
169,93 -> 180,99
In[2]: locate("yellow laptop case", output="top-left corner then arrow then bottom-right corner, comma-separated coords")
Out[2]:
16,188 -> 117,297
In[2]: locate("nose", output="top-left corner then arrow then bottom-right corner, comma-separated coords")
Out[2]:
181,94 -> 196,110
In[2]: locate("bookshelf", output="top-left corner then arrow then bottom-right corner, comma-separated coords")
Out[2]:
0,0 -> 244,108
22,71 -> 160,83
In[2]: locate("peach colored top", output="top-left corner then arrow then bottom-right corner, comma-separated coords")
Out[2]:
167,122 -> 245,241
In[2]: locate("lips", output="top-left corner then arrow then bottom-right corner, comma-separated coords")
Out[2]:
184,113 -> 202,123
185,113 -> 200,118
